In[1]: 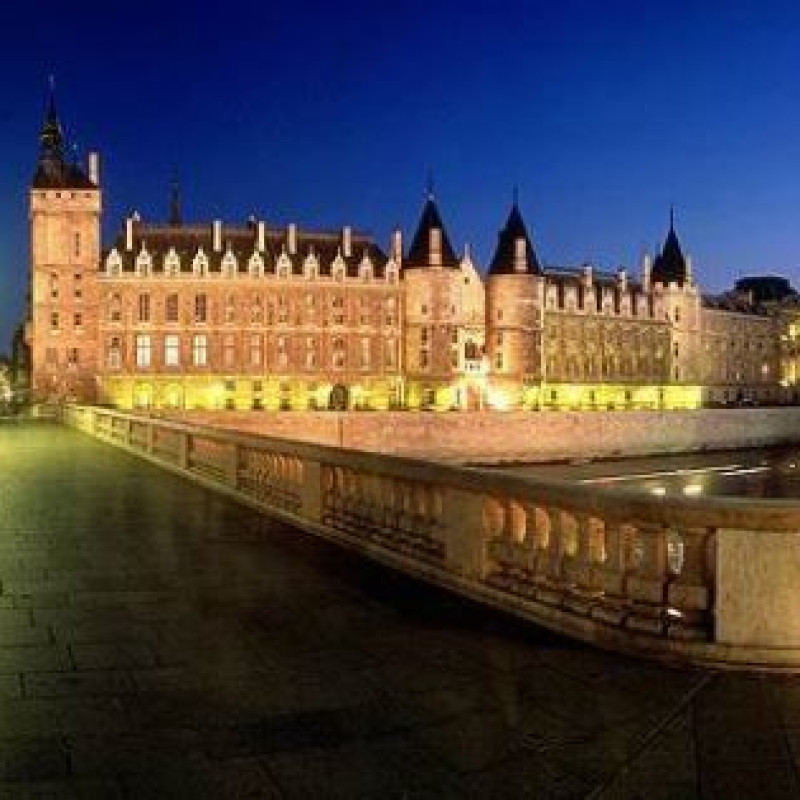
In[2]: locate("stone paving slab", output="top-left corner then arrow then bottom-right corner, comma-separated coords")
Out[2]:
2,423 -> 800,798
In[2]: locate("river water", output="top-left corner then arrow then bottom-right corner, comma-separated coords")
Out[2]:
492,445 -> 800,499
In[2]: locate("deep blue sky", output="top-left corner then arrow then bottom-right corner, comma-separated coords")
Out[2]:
3,0 -> 800,351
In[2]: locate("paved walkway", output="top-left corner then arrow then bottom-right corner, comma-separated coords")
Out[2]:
1,424 -> 800,799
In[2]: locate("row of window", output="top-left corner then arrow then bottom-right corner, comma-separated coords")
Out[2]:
107,292 -> 398,326
116,334 -> 398,371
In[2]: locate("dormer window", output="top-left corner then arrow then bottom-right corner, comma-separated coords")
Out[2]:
248,251 -> 264,277
331,251 -> 346,282
135,244 -> 152,277
303,250 -> 319,280
193,248 -> 208,277
105,248 -> 122,277
359,252 -> 373,282
221,248 -> 238,278
164,247 -> 180,277
276,251 -> 292,279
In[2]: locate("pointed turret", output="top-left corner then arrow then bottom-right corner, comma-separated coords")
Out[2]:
405,191 -> 458,268
488,201 -> 541,275
651,208 -> 688,285
32,80 -> 94,189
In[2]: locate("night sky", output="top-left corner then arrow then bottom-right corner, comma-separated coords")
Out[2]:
3,0 -> 800,352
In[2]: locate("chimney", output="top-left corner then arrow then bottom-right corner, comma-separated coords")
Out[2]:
257,220 -> 266,253
642,253 -> 652,291
618,268 -> 628,292
88,152 -> 100,185
685,255 -> 693,285
213,220 -> 223,252
583,263 -> 593,287
125,216 -> 134,251
391,228 -> 402,263
288,223 -> 297,256
342,226 -> 352,258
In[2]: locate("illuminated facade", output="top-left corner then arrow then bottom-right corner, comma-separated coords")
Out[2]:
26,96 -> 790,411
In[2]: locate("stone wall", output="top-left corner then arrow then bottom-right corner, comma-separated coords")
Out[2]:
159,406 -> 800,463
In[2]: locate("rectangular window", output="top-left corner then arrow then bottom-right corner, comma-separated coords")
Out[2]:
135,334 -> 151,368
384,339 -> 396,368
46,347 -> 58,366
420,350 -> 429,368
74,232 -> 81,259
166,294 -> 179,323
164,334 -> 180,367
74,273 -> 82,299
194,294 -> 207,323
421,327 -> 429,345
223,334 -> 236,368
249,334 -> 262,367
278,336 -> 289,368
138,293 -> 151,323
67,347 -> 79,365
495,352 -> 504,370
192,334 -> 208,366
74,312 -> 82,328
51,312 -> 59,329
360,337 -> 370,369
107,338 -> 121,369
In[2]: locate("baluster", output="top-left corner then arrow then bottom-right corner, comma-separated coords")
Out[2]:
538,508 -> 568,605
564,514 -> 605,615
626,522 -> 669,635
667,526 -> 715,641
594,522 -> 634,626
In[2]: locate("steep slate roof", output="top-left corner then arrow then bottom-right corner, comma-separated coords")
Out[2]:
404,196 -> 458,268
488,203 -> 541,275
104,222 -> 389,277
701,292 -> 770,316
651,212 -> 688,285
32,90 -> 95,190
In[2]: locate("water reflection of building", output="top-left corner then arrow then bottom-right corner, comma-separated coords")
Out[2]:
23,91 -> 800,411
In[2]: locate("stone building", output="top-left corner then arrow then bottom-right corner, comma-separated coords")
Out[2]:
24,94 -> 790,411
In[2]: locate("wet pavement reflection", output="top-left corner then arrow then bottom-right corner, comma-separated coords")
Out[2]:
2,423 -> 800,798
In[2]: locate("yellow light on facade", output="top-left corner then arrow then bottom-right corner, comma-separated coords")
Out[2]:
682,484 -> 703,496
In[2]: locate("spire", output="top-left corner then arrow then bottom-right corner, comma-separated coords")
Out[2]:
32,79 -> 92,189
39,77 -> 64,165
169,174 -> 182,226
489,201 -> 541,276
651,208 -> 688,286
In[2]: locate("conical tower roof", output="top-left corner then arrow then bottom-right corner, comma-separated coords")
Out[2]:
488,202 -> 541,275
405,194 -> 458,268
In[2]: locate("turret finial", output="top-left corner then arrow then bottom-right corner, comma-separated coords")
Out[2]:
426,168 -> 434,200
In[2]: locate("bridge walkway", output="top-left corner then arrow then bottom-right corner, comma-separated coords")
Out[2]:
0,422 -> 798,798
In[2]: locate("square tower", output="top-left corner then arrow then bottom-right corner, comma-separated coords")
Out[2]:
27,90 -> 102,403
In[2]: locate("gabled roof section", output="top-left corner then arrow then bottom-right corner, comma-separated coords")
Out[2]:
488,202 -> 541,276
405,195 -> 458,268
103,221 -> 389,278
651,209 -> 688,286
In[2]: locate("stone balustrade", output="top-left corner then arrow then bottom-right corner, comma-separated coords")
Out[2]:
63,405 -> 800,670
